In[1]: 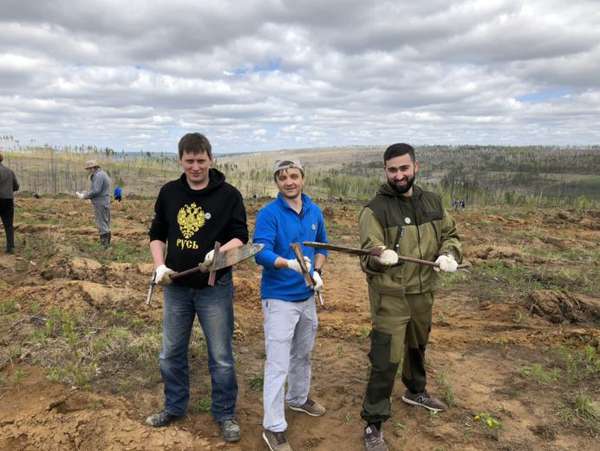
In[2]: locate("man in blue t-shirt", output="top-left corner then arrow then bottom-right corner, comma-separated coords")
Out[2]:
254,160 -> 328,451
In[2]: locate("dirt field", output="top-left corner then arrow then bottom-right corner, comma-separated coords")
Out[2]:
1,197 -> 599,450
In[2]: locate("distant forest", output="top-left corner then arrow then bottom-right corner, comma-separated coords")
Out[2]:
2,145 -> 599,208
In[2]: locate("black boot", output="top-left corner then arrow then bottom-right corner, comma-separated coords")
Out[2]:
107,232 -> 111,246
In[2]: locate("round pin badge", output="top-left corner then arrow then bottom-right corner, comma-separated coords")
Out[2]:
404,217 -> 411,224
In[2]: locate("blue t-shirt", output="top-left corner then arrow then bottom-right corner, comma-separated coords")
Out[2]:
254,193 -> 328,301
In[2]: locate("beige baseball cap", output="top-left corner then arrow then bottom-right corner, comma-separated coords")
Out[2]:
273,159 -> 304,176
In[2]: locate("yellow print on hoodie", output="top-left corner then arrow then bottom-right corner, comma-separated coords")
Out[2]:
176,203 -> 205,249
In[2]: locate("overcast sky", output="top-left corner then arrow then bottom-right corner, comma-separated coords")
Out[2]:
1,0 -> 599,153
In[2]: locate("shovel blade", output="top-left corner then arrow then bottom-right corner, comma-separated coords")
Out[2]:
209,243 -> 264,271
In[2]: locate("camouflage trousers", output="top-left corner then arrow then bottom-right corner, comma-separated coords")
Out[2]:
361,291 -> 434,424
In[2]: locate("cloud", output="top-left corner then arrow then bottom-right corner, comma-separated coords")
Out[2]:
1,0 -> 599,152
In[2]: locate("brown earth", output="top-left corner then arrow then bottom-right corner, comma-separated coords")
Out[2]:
1,198 -> 599,450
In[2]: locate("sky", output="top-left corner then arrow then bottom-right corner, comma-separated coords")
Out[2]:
1,0 -> 599,153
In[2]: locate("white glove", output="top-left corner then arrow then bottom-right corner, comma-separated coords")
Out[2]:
312,271 -> 323,291
154,264 -> 175,286
375,248 -> 399,266
435,254 -> 458,272
76,191 -> 85,199
286,256 -> 311,274
203,250 -> 215,267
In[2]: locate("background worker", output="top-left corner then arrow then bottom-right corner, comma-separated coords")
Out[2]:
77,160 -> 112,248
0,152 -> 19,254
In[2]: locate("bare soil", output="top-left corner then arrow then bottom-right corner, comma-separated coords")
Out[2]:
1,198 -> 599,450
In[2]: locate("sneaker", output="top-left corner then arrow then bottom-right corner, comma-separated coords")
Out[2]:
401,390 -> 448,412
145,410 -> 181,427
262,429 -> 293,451
288,397 -> 326,417
364,425 -> 388,451
219,418 -> 240,443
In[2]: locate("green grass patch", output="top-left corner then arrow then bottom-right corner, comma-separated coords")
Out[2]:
69,236 -> 148,264
557,346 -> 600,384
435,371 -> 455,407
248,375 -> 263,392
0,298 -> 18,315
190,397 -> 211,414
520,363 -> 560,385
439,270 -> 470,288
558,393 -> 600,435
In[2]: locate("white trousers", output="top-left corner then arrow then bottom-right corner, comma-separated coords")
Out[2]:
262,296 -> 318,432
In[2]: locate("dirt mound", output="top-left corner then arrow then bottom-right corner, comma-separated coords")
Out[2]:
469,244 -> 524,261
528,289 -> 600,323
12,280 -> 141,314
0,368 -> 208,451
579,217 -> 600,230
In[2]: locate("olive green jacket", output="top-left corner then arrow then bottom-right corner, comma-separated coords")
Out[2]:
359,183 -> 462,296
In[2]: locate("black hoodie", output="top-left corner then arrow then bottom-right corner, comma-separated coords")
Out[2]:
149,168 -> 248,288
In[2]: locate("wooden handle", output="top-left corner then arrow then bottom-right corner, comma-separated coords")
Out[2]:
208,242 -> 221,287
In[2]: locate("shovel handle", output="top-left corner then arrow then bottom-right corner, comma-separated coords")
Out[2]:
207,242 -> 221,287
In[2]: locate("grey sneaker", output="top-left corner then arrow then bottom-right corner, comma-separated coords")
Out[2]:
262,429 -> 293,451
401,390 -> 448,412
145,410 -> 181,427
288,397 -> 326,417
219,418 -> 240,442
364,425 -> 388,451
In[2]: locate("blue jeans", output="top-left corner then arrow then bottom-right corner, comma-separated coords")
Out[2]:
160,272 -> 237,421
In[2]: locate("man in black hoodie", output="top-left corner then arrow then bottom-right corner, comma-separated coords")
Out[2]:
146,133 -> 248,443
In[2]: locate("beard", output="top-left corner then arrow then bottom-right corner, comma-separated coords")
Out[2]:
388,174 -> 415,194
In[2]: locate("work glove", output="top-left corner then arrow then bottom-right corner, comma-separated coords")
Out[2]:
434,254 -> 458,272
312,271 -> 323,291
374,248 -> 399,266
203,250 -> 215,267
154,264 -> 175,286
76,191 -> 85,199
286,256 -> 311,274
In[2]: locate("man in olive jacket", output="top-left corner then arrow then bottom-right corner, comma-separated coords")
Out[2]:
359,143 -> 462,451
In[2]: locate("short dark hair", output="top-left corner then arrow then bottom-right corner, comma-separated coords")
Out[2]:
383,143 -> 415,163
178,133 -> 212,160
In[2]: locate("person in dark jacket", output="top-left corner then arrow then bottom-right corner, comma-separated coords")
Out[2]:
359,143 -> 462,451
145,133 -> 248,444
0,152 -> 19,253
76,160 -> 112,247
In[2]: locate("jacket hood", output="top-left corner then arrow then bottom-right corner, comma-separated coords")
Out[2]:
180,168 -> 225,195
